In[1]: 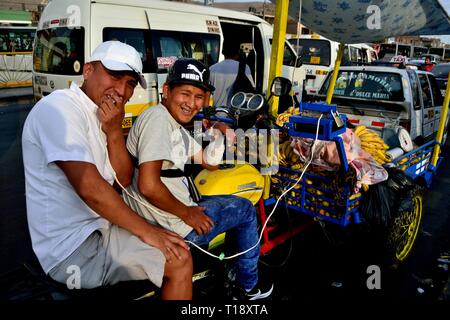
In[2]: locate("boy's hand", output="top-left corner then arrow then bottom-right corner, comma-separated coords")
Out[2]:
183,206 -> 214,235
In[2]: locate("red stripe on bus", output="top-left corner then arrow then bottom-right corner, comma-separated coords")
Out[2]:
349,119 -> 360,124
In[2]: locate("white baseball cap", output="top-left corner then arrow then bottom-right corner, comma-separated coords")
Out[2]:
89,40 -> 147,89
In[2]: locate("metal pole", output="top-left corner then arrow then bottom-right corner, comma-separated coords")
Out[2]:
326,43 -> 345,104
431,71 -> 450,166
264,0 -> 288,199
268,0 -> 289,118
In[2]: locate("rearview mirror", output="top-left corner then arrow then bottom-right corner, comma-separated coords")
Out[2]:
271,77 -> 292,97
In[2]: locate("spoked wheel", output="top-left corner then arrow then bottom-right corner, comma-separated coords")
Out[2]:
386,186 -> 424,267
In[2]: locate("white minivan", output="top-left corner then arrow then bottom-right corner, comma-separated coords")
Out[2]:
32,0 -> 301,129
288,34 -> 378,97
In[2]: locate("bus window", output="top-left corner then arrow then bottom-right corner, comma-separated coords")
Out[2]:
427,74 -> 443,106
349,46 -> 360,63
379,43 -> 396,61
151,30 -> 220,71
0,27 -> 35,53
293,39 -> 331,66
203,37 -> 220,67
429,47 -> 444,59
283,41 -> 297,67
444,48 -> 450,61
397,44 -> 411,58
33,27 -> 84,75
103,28 -> 156,73
342,46 -> 351,65
412,46 -> 428,58
270,39 -> 297,67
407,70 -> 421,109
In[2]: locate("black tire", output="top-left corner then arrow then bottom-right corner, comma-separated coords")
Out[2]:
384,185 -> 424,268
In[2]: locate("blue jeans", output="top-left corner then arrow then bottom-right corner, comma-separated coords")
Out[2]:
185,195 -> 259,291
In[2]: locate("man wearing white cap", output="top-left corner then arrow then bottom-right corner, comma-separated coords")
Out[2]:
22,41 -> 192,299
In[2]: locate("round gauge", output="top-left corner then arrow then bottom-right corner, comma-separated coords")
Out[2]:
247,94 -> 264,110
230,92 -> 246,108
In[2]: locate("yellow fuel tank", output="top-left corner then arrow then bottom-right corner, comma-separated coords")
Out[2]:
194,163 -> 265,205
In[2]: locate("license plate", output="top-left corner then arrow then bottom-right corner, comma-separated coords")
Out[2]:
122,117 -> 132,129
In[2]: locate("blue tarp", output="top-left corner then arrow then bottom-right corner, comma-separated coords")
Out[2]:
283,0 -> 450,43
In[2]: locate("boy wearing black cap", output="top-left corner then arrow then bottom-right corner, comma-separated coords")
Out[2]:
124,58 -> 273,300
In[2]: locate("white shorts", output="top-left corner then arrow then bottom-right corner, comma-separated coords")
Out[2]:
48,225 -> 165,289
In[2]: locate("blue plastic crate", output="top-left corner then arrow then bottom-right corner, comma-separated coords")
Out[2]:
388,140 -> 435,181
269,165 -> 362,226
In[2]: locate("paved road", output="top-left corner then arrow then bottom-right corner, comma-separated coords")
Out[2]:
265,139 -> 450,301
0,96 -> 448,302
0,98 -> 36,276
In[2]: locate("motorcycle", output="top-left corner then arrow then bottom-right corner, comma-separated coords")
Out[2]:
185,76 -> 310,298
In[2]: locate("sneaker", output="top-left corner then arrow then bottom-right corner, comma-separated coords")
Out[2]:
232,281 -> 274,300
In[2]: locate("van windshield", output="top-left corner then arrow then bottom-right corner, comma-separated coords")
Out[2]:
289,39 -> 330,66
319,70 -> 405,102
33,27 -> 84,75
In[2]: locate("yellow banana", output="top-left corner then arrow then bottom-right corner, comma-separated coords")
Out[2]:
354,125 -> 367,136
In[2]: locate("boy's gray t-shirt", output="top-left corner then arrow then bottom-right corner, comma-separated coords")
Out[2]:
124,104 -> 201,237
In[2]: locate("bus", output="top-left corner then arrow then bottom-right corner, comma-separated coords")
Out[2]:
428,47 -> 444,59
412,46 -> 428,59
428,47 -> 450,61
288,34 -> 378,97
33,0 -> 302,128
379,43 -> 448,62
0,26 -> 36,88
378,43 -> 414,61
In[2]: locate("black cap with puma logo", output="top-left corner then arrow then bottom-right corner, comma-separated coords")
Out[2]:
166,58 -> 215,92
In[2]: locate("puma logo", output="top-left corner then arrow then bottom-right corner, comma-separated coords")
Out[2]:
186,64 -> 206,82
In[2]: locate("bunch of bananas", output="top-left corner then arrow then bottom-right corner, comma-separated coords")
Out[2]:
278,140 -> 302,167
275,106 -> 300,127
354,125 -> 390,165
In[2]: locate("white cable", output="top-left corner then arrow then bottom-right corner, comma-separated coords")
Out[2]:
111,114 -> 323,261
187,113 -> 324,260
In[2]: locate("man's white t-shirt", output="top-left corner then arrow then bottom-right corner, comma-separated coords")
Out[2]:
22,83 -> 112,273
210,59 -> 255,108
123,104 -> 201,237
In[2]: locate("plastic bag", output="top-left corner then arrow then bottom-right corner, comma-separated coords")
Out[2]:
360,168 -> 415,227
359,180 -> 395,227
291,128 -> 388,188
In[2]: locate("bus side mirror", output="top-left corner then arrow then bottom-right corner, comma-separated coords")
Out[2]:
296,58 -> 302,68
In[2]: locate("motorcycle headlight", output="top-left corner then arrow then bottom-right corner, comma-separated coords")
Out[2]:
247,94 -> 264,111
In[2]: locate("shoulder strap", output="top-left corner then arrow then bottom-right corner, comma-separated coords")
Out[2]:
238,59 -> 246,76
